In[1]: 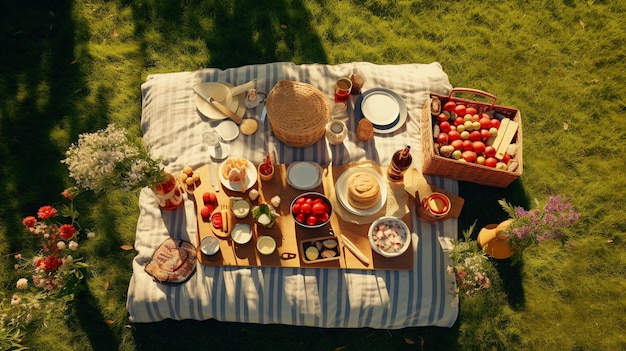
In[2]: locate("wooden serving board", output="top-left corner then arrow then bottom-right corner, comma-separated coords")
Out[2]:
192,163 -> 413,270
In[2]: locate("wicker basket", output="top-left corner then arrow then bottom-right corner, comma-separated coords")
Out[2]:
266,80 -> 330,148
421,88 -> 523,188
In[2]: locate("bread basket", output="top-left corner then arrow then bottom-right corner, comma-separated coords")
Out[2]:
266,80 -> 330,148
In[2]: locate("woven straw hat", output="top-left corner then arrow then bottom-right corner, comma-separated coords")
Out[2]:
266,80 -> 330,148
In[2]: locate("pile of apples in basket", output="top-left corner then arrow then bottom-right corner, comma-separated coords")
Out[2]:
432,98 -> 520,172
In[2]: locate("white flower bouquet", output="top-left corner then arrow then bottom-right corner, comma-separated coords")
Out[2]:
62,124 -> 165,192
450,223 -> 494,297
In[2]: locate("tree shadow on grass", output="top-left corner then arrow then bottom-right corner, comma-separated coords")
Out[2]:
130,0 -> 328,70
494,259 -> 525,309
0,0 -> 110,235
133,319 -> 460,351
72,285 -> 121,351
0,1 -> 120,348
0,0 -> 89,263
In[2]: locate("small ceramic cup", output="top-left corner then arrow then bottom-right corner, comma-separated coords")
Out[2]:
258,163 -> 275,181
326,120 -> 348,145
421,192 -> 451,219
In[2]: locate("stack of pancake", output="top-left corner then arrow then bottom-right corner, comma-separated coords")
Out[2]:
347,172 -> 381,210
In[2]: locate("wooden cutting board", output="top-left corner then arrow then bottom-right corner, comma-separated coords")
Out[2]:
190,163 -> 414,270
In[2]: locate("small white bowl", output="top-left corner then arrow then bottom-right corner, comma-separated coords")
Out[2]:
368,216 -> 411,258
256,235 -> 276,255
231,223 -> 252,245
200,236 -> 220,256
232,199 -> 250,219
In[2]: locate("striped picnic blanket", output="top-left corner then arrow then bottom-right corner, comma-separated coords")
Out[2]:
126,62 -> 459,328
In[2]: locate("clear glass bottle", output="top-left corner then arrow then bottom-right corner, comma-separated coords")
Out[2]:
387,145 -> 412,182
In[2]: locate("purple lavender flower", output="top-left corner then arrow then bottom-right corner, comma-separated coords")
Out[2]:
500,195 -> 580,256
514,207 -> 529,218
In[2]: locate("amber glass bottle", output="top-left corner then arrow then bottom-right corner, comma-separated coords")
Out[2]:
387,145 -> 412,182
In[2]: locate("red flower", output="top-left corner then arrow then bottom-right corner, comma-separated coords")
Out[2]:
22,216 -> 37,228
62,188 -> 76,200
36,255 -> 63,271
37,206 -> 58,220
59,224 -> 77,240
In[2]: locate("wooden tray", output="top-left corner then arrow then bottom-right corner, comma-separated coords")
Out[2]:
192,164 -> 413,270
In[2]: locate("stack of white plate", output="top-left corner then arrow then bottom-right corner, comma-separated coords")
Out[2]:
354,88 -> 408,133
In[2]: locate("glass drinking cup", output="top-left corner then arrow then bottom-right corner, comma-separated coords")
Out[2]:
334,78 -> 352,102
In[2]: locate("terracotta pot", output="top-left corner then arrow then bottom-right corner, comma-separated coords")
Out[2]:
477,219 -> 514,259
151,172 -> 184,210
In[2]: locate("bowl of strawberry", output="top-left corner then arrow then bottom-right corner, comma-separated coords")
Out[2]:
290,192 -> 332,229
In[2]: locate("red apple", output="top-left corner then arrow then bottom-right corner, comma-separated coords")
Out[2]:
484,146 -> 497,157
479,117 -> 492,130
454,116 -> 465,126
462,150 -> 477,163
472,141 -> 486,154
448,130 -> 461,141
485,157 -> 498,168
469,130 -> 482,141
439,121 -> 451,133
437,133 -> 449,145
470,114 -> 480,122
443,101 -> 456,112
502,153 -> 511,164
451,139 -> 464,150
454,104 -> 466,117
437,114 -> 447,123
491,118 -> 501,129
462,140 -> 473,151
466,107 -> 477,116
480,129 -> 491,141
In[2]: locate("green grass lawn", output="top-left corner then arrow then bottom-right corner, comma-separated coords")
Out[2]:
1,0 -> 625,350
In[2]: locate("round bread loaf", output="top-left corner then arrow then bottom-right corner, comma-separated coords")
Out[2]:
347,172 -> 381,210
356,118 -> 374,141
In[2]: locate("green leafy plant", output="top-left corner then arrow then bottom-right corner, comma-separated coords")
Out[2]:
252,203 -> 280,228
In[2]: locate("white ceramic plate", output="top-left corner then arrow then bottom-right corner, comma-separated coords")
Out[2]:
335,168 -> 387,216
360,91 -> 400,126
215,120 -> 240,141
194,82 -> 246,120
368,216 -> 411,258
355,88 -> 408,134
286,162 -> 323,190
218,159 -> 258,192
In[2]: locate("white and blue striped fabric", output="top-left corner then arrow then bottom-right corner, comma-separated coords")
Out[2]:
127,62 -> 460,328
